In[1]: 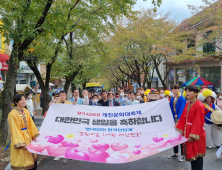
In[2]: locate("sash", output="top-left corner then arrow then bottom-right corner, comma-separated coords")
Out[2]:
4,127 -> 28,151
203,104 -> 215,113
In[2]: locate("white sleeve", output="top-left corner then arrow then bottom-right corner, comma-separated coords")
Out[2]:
215,104 -> 221,110
83,95 -> 89,105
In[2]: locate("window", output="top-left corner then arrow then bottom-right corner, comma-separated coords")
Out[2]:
203,43 -> 216,53
187,37 -> 196,56
186,69 -> 198,81
203,30 -> 216,53
200,67 -> 221,88
20,80 -> 27,84
187,37 -> 196,49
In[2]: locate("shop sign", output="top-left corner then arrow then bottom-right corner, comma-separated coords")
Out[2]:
177,69 -> 184,77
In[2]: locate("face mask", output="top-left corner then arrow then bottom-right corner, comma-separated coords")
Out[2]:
219,96 -> 222,99
92,99 -> 98,103
160,94 -> 165,98
136,96 -> 141,100
108,98 -> 113,102
120,93 -> 124,97
28,95 -> 32,99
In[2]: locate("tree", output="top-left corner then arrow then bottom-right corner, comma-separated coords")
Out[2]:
0,0 -> 57,143
105,9 -> 186,89
0,0 -> 163,143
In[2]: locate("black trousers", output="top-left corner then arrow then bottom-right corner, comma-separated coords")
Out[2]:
191,157 -> 203,170
29,161 -> 37,170
173,144 -> 184,155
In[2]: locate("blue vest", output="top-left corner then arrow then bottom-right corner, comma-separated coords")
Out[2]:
205,103 -> 215,124
69,97 -> 83,105
170,96 -> 186,122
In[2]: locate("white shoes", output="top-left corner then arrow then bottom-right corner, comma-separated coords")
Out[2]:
178,155 -> 185,162
53,157 -> 61,161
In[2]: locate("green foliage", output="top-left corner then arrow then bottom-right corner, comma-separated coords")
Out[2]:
103,8 -> 186,88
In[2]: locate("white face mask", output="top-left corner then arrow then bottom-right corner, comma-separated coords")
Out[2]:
136,96 -> 141,100
219,96 -> 222,99
92,99 -> 98,103
120,93 -> 124,97
28,95 -> 32,99
160,94 -> 165,98
108,98 -> 113,102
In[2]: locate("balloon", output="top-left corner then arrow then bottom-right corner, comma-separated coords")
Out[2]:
61,141 -> 79,147
65,149 -> 89,161
92,143 -> 110,151
111,143 -> 128,151
152,137 -> 164,143
132,150 -> 141,155
45,135 -> 64,144
47,144 -> 68,156
28,143 -> 47,153
83,151 -> 110,163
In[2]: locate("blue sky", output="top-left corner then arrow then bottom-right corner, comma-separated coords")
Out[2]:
133,0 -> 205,23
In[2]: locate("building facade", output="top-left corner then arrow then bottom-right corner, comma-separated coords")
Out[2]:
16,61 -> 40,89
0,19 -> 10,86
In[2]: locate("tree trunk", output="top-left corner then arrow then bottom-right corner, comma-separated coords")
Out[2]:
64,71 -> 79,93
82,82 -> 87,89
153,59 -> 167,89
64,79 -> 72,93
1,50 -> 20,144
71,82 -> 75,93
41,87 -> 51,115
143,71 -> 148,89
28,62 -> 52,115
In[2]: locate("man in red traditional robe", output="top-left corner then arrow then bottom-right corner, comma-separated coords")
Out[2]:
176,85 -> 206,170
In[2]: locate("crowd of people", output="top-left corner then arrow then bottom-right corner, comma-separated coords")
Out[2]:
6,84 -> 222,170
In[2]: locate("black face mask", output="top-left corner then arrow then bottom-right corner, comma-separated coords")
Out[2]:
149,99 -> 157,102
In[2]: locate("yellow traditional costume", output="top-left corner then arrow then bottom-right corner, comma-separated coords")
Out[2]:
8,107 -> 39,170
144,89 -> 150,103
56,100 -> 72,104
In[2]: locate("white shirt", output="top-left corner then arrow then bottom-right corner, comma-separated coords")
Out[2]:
126,99 -> 140,105
26,99 -> 34,116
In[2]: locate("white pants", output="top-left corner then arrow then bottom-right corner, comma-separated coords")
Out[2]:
204,123 -> 221,147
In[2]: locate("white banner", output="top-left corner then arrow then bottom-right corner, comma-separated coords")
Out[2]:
28,99 -> 187,163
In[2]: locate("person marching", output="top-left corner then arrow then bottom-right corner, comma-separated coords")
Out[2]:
164,89 -> 171,101
102,93 -> 119,106
115,89 -> 128,106
8,94 -> 39,170
25,92 -> 36,121
160,90 -> 165,99
176,85 -> 206,170
168,84 -> 186,162
56,91 -> 73,104
126,92 -> 140,105
98,91 -> 108,105
198,89 -> 221,148
89,94 -> 102,106
69,89 -> 89,105
148,89 -> 160,102
144,89 -> 150,103
135,92 -> 144,103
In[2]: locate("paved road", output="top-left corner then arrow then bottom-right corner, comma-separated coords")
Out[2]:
38,148 -> 222,170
